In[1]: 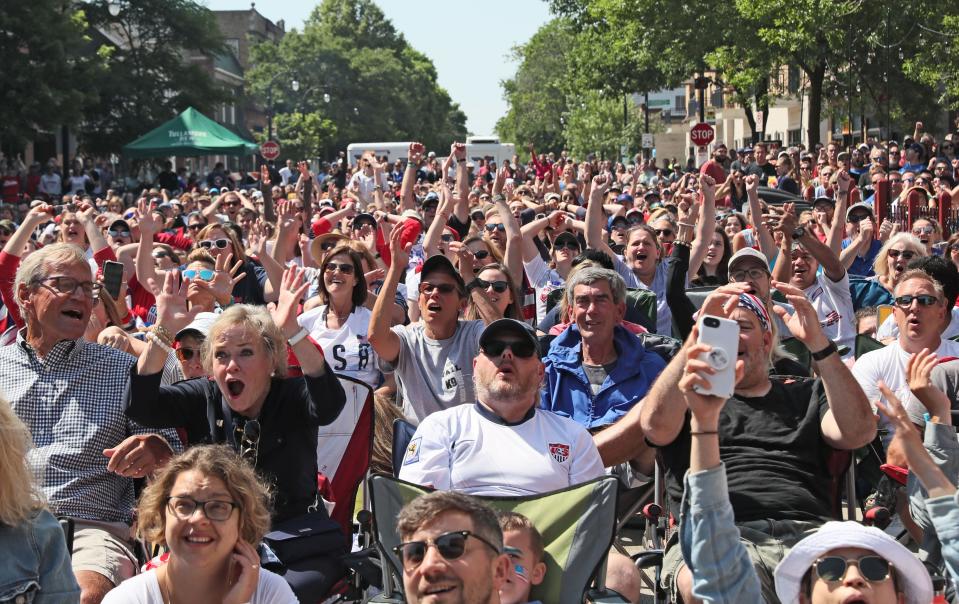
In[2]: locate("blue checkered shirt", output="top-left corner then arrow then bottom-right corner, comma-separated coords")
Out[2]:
0,332 -> 181,524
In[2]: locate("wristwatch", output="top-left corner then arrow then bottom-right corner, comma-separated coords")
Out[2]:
791,226 -> 806,240
811,341 -> 838,361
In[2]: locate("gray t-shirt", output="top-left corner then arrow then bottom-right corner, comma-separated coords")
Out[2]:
906,358 -> 959,428
380,320 -> 485,422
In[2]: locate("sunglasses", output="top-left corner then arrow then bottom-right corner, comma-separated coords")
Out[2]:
393,531 -> 499,570
187,223 -> 204,231
108,229 -> 130,238
175,346 -> 202,362
320,240 -> 338,251
419,282 -> 458,295
199,238 -> 230,250
222,201 -> 240,208
440,234 -> 454,242
814,555 -> 891,583
182,268 -> 214,281
553,240 -> 580,252
912,227 -> 934,235
152,251 -> 170,260
475,278 -> 509,293
484,223 -> 506,233
237,419 -> 260,463
654,228 -> 674,237
481,339 -> 537,359
471,213 -> 485,221
894,294 -> 939,308
887,249 -> 916,260
473,249 -> 490,260
324,262 -> 355,275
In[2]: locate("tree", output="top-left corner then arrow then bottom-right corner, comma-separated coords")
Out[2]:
564,91 -> 651,160
272,112 -> 338,161
247,0 -> 466,159
78,0 -> 228,156
496,19 -> 575,153
0,1 -> 97,147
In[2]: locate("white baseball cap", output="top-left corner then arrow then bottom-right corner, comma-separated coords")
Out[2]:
727,247 -> 770,271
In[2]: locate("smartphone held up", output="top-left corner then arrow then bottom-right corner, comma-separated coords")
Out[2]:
694,314 -> 740,399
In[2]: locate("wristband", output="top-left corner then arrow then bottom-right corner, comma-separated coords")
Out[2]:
287,327 -> 310,347
492,194 -> 506,203
151,324 -> 174,348
690,431 -> 719,436
145,331 -> 173,354
811,340 -> 838,361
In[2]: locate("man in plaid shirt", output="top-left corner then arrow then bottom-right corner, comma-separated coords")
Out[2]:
0,243 -> 180,604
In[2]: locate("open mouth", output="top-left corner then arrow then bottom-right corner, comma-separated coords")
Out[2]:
62,309 -> 84,321
634,252 -> 648,262
426,303 -> 442,313
226,378 -> 245,398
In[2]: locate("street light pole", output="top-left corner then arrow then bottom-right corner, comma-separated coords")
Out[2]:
267,84 -> 273,141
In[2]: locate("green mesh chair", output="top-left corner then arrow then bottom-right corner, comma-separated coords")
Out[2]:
367,474 -> 627,604
855,334 -> 886,358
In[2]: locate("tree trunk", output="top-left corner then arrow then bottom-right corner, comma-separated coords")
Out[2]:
806,62 -> 826,147
756,78 -> 769,142
744,105 -> 757,142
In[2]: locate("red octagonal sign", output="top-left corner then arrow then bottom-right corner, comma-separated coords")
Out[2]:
690,123 -> 715,147
260,140 -> 281,160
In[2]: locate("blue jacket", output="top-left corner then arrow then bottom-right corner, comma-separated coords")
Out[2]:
0,508 -> 79,603
540,325 -> 666,429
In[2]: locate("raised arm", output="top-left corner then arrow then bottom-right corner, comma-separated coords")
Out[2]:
422,185 -> 452,258
492,167 -> 523,283
795,225 -> 845,282
584,173 -> 618,260
76,202 -> 109,256
773,281 -> 875,449
400,143 -> 423,212
134,200 -> 168,296
272,266 -> 330,377
826,171 -> 851,255
368,225 -> 408,365
744,175 -> 777,260
452,142 -> 469,223
259,165 -> 276,223
687,174 -> 718,278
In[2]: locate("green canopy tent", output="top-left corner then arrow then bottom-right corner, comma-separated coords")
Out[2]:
122,107 -> 258,158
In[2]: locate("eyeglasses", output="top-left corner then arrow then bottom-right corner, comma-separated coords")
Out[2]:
36,276 -> 101,300
729,267 -> 769,282
475,278 -> 509,293
176,346 -> 202,362
894,294 -> 940,308
484,224 -> 505,233
199,238 -> 230,250
166,496 -> 239,522
553,240 -> 580,252
182,268 -> 214,282
480,339 -> 537,359
324,262 -> 355,275
887,249 -> 916,260
237,419 -> 260,463
473,250 -> 490,260
393,531 -> 500,570
108,230 -> 130,238
814,555 -> 891,583
419,282 -> 459,296
654,228 -> 674,237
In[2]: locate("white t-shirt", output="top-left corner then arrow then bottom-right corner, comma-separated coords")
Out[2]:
298,304 -> 381,387
524,254 -> 566,325
852,338 -> 959,445
802,272 -> 856,358
399,403 -> 605,496
102,567 -> 297,604
876,306 -> 959,341
347,171 -> 387,209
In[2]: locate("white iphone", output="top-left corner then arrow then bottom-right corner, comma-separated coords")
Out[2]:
694,314 -> 740,399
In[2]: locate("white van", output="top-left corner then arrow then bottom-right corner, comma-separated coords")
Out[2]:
345,142 -> 413,168
465,136 -> 516,166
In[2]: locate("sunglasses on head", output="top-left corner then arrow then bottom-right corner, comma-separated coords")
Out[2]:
887,249 -> 916,260
199,238 -> 230,250
481,339 -> 537,359
419,282 -> 458,295
324,262 -> 355,275
393,531 -> 499,570
475,278 -> 509,293
814,555 -> 891,583
484,223 -> 505,233
895,294 -> 939,308
175,346 -> 202,362
182,268 -> 214,281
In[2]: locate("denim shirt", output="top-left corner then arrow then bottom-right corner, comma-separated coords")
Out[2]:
908,420 -> 959,584
0,509 -> 79,603
678,464 -> 762,604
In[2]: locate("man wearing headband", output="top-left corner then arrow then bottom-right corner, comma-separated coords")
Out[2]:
597,284 -> 875,603
679,364 -> 932,603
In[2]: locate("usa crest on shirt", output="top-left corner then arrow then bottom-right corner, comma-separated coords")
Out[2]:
548,442 -> 570,463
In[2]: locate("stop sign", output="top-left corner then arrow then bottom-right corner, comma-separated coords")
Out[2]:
690,123 -> 715,147
260,140 -> 281,161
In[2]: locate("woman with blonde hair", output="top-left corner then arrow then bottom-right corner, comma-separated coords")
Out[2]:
104,445 -> 296,603
870,233 -> 927,293
0,397 -> 79,600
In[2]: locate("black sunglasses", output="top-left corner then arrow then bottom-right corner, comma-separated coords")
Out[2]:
473,250 -> 490,260
440,234 -> 454,242
237,419 -> 260,463
480,339 -> 537,358
393,530 -> 499,570
654,228 -> 674,237
553,240 -> 580,252
887,249 -> 916,260
419,282 -> 458,295
484,224 -> 506,233
324,262 -> 355,275
814,555 -> 891,583
894,294 -> 939,308
475,278 -> 509,293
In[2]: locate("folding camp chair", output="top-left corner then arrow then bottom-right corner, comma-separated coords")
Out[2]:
546,287 -> 658,334
391,418 -> 417,478
367,474 -> 629,604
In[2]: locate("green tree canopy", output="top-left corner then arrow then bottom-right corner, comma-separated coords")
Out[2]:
247,0 -> 466,159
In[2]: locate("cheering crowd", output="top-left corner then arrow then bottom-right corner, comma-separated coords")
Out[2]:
2,129 -> 959,603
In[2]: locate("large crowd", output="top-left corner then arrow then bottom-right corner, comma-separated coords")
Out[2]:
2,128 -> 959,604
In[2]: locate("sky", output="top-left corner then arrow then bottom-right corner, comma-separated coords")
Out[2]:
203,0 -> 554,135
